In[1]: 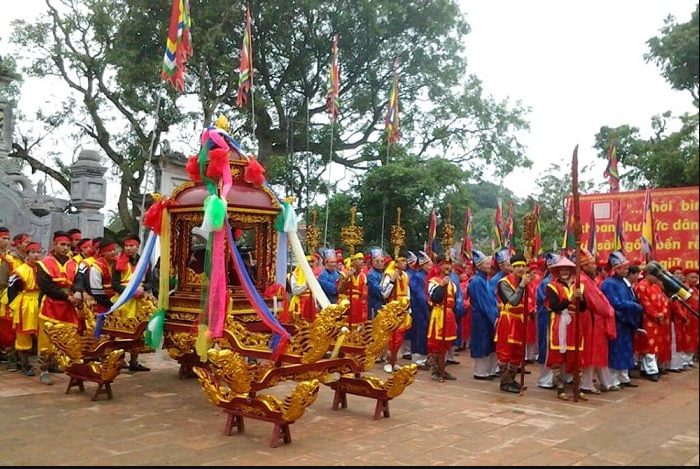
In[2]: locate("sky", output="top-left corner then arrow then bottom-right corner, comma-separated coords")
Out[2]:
0,0 -> 697,203
459,0 -> 697,194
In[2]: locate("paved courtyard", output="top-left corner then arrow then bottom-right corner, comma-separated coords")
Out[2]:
0,350 -> 697,466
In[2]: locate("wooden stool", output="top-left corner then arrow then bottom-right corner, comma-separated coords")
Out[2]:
222,409 -> 292,448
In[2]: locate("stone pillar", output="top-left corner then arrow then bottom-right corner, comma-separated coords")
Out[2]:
70,149 -> 107,238
0,68 -> 15,159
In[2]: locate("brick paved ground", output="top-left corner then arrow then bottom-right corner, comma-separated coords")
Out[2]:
0,350 -> 697,466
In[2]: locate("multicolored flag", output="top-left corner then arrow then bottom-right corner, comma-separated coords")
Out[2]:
161,0 -> 193,92
603,135 -> 620,192
427,209 -> 439,260
504,201 -> 514,253
235,6 -> 254,108
461,205 -> 473,263
385,62 -> 400,145
613,201 -> 625,252
493,200 -> 504,250
326,34 -> 340,122
640,186 -> 655,262
562,196 -> 577,254
587,208 -> 597,258
533,202 -> 542,257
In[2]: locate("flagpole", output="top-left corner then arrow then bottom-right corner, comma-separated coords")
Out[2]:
322,34 -> 339,249
381,61 -> 399,252
379,143 -> 390,251
138,88 -> 164,247
144,0 -> 191,247
323,126 -> 335,248
248,5 -> 256,139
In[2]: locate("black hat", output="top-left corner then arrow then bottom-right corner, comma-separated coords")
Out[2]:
510,252 -> 526,267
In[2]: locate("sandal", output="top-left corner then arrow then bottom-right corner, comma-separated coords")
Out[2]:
557,388 -> 568,401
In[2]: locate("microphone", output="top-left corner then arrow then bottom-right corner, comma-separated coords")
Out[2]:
645,261 -> 693,301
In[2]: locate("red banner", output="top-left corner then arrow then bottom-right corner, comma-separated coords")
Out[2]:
574,186 -> 699,270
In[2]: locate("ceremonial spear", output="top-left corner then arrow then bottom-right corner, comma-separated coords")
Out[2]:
571,144 -> 582,402
521,211 -> 538,395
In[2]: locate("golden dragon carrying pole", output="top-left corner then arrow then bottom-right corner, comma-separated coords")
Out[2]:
305,210 -> 321,254
390,207 -> 405,260
340,206 -> 364,256
340,207 -> 364,332
441,204 -> 455,261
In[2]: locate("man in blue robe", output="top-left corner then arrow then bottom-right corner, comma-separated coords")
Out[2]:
601,250 -> 643,388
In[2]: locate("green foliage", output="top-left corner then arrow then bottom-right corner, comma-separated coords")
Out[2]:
592,5 -> 699,191
0,54 -> 21,103
645,4 -> 700,107
6,0 -> 530,234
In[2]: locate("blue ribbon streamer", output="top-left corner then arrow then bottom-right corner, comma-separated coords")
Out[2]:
94,230 -> 158,337
224,218 -> 290,355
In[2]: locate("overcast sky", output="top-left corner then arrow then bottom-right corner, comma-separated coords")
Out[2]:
1,0 -> 697,201
460,0 -> 697,194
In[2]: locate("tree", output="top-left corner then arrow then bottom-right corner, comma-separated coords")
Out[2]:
355,151 -> 468,250
645,4 -> 700,107
7,0 -> 531,234
593,5 -> 699,190
595,120 -> 699,190
531,161 -> 596,254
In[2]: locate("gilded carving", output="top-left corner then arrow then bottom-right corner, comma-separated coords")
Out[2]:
43,322 -> 126,384
340,207 -> 364,255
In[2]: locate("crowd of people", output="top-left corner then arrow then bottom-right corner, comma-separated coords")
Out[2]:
288,244 -> 699,398
0,227 -> 156,385
3,222 -> 697,401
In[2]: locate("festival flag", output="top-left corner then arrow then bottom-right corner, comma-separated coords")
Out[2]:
235,6 -> 254,108
587,207 -> 597,258
504,201 -> 514,253
461,205 -> 473,263
533,202 -> 542,257
603,134 -> 620,192
427,209 -> 439,260
562,197 -> 576,254
385,62 -> 400,145
613,201 -> 625,252
640,186 -> 655,262
161,0 -> 193,92
493,199 -> 504,250
326,34 -> 340,122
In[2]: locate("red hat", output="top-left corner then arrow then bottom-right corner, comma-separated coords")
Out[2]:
52,231 -> 71,244
77,238 -> 93,249
12,233 -> 30,247
577,248 -> 596,269
549,257 -> 575,270
684,267 -> 699,276
26,242 -> 42,252
99,242 -> 117,254
122,234 -> 140,247
668,265 -> 683,274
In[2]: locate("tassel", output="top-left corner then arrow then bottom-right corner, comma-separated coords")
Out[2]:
144,308 -> 166,349
244,156 -> 266,186
185,155 -> 203,182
